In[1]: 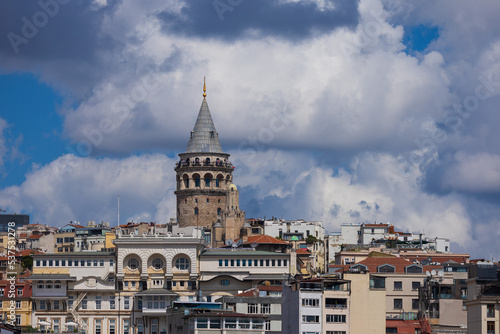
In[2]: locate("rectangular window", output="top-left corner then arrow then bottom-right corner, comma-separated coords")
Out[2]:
0,288 -> 3,296
278,259 -> 282,266
123,319 -> 130,334
302,315 -> 319,323
81,297 -> 87,310
87,260 -> 91,266
100,260 -> 104,266
412,281 -> 420,290
80,260 -> 85,266
96,296 -> 102,309
284,259 -> 288,266
124,296 -> 130,309
109,319 -> 116,334
254,259 -> 258,266
55,260 -> 59,266
242,259 -> 246,266
248,303 -> 258,314
487,304 -> 495,317
110,297 -> 115,309
210,319 -> 221,329
17,288 -> 22,296
15,315 -> 21,325
16,300 -> 21,309
248,259 -> 252,266
412,299 -> 419,310
487,321 -> 495,332
49,260 -> 53,266
225,319 -> 237,329
230,259 -> 234,266
394,298 -> 403,309
36,260 -> 41,266
68,260 -> 72,266
265,320 -> 271,331
326,315 -> 346,323
260,259 -> 264,266
40,300 -> 46,310
95,319 -> 101,334
272,259 -> 276,266
68,296 -> 74,310
394,281 -> 402,290
61,260 -> 66,266
260,303 -> 271,314
219,259 -> 223,266
197,318 -> 208,329
53,319 -> 60,333
236,259 -> 240,266
302,298 -> 320,307
266,259 -> 270,266
224,259 -> 229,266
53,300 -> 60,310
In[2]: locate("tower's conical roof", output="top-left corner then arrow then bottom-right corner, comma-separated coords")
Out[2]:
185,98 -> 223,153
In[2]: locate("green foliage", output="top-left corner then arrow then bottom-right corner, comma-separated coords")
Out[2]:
21,255 -> 33,270
306,235 -> 317,244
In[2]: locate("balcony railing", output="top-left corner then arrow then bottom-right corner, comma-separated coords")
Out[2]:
176,162 -> 233,168
325,304 -> 347,309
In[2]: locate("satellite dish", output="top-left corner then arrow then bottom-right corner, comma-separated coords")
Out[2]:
236,239 -> 243,246
231,242 -> 238,248
426,271 -> 431,277
226,239 -> 233,246
438,271 -> 444,277
431,270 -> 437,276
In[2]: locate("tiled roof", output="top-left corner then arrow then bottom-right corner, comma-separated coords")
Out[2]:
15,250 -> 44,257
235,289 -> 256,297
296,249 -> 311,254
240,235 -> 288,245
400,254 -> 469,265
19,233 -> 28,238
27,234 -> 43,239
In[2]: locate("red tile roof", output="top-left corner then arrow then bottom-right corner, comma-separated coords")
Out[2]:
19,233 -> 28,238
296,248 -> 311,254
401,254 -> 469,265
241,235 -> 288,245
15,250 -> 44,257
27,234 -> 43,239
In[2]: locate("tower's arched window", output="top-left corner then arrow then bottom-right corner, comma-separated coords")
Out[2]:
205,176 -> 211,187
183,175 -> 189,188
205,157 -> 210,166
194,207 -> 199,215
217,208 -> 221,215
194,174 -> 200,187
195,157 -> 200,166
216,178 -> 220,187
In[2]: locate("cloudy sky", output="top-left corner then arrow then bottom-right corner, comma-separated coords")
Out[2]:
0,0 -> 499,259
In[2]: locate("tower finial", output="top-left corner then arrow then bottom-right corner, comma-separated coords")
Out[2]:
203,77 -> 207,99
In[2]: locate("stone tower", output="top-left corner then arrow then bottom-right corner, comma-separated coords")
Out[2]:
175,79 -> 244,243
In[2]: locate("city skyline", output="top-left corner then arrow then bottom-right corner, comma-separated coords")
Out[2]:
0,0 -> 499,260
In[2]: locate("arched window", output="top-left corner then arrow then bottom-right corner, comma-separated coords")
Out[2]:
194,175 -> 200,187
183,175 -> 189,188
205,158 -> 210,166
152,258 -> 164,270
194,207 -> 199,215
405,265 -> 423,273
175,257 -> 190,271
128,258 -> 139,270
205,176 -> 211,187
216,178 -> 220,187
217,208 -> 221,215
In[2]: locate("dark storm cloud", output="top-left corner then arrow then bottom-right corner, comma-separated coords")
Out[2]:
158,0 -> 360,41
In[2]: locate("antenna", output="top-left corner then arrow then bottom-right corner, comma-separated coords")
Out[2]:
226,239 -> 233,246
236,239 -> 243,247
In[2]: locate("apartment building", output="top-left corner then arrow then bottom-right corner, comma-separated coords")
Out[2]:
0,278 -> 32,327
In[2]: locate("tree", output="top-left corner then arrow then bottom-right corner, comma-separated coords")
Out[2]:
306,235 -> 317,244
21,255 -> 33,270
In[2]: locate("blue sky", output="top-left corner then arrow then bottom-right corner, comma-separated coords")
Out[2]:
1,0 -> 499,259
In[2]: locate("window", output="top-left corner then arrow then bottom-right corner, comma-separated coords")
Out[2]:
225,319 -> 237,329
239,319 -> 250,329
17,288 -> 22,296
197,318 -> 208,329
100,260 -> 104,266
15,315 -> 21,325
81,297 -> 87,310
248,303 -> 258,314
242,259 -> 246,266
132,281 -> 136,287
412,281 -> 420,290
194,176 -> 200,187
326,315 -> 346,323
124,296 -> 130,309
219,259 -> 223,266
394,298 -> 403,309
16,300 -> 21,309
194,207 -> 199,215
265,320 -> 271,331
110,297 -> 115,310
123,319 -> 130,334
96,296 -> 101,309
378,264 -> 395,273
210,319 -> 221,329
284,259 -> 288,266
326,332 -> 346,334
261,303 -> 271,314
68,296 -> 74,309
49,260 -> 53,266
175,257 -> 190,270
95,319 -> 101,334
205,177 -> 211,187
220,279 -> 230,286
87,260 -> 91,266
40,300 -> 46,310
55,260 -> 59,266
236,260 -> 240,266
61,260 -> 66,266
412,299 -> 419,310
302,315 -> 319,323
137,319 -> 144,334
53,319 -> 60,333
406,265 -> 423,273
80,260 -> 85,266
394,281 -> 402,290
128,258 -> 139,270
487,304 -> 495,317
53,300 -> 60,310
109,319 -> 116,334
302,298 -> 319,307
487,321 -> 495,333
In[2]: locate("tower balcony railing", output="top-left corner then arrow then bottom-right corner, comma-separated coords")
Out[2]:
176,161 -> 233,168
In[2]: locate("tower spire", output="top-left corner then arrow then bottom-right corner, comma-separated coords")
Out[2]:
203,77 -> 207,99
